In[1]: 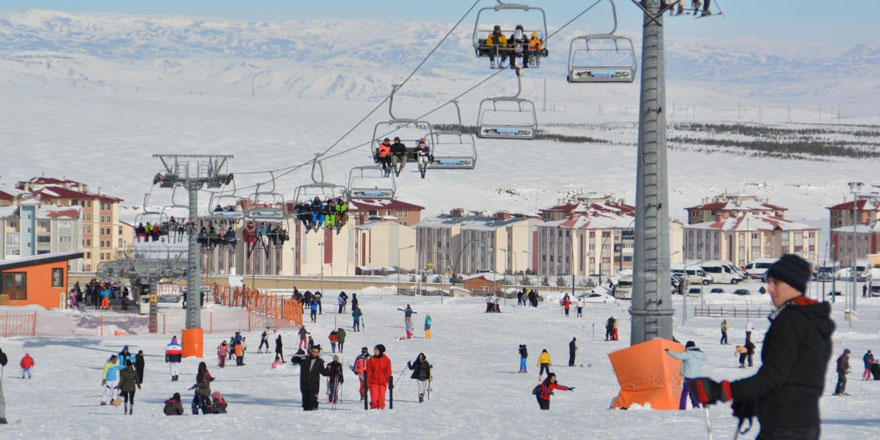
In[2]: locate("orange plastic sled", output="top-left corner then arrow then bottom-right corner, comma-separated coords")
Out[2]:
608,338 -> 685,410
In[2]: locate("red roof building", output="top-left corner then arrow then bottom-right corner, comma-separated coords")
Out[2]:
827,194 -> 880,230
685,193 -> 787,225
348,199 -> 425,227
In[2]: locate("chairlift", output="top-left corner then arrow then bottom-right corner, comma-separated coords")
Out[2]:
245,173 -> 288,222
662,0 -> 724,18
428,101 -> 477,170
370,85 -> 435,176
206,193 -> 245,222
473,0 -> 549,66
348,166 -> 397,201
293,154 -> 350,204
477,73 -> 537,140
134,193 -> 171,243
566,0 -> 637,83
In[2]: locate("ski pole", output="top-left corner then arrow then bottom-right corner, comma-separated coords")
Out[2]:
393,365 -> 408,387
703,406 -> 713,440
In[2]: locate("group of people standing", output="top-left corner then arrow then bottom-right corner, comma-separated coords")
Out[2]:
516,288 -> 539,307
100,345 -> 145,414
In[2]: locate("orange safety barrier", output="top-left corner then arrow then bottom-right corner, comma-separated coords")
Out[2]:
0,311 -> 37,337
211,284 -> 303,331
182,328 -> 204,358
608,338 -> 685,410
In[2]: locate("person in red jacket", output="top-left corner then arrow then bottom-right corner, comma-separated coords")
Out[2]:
20,353 -> 35,379
366,344 -> 392,409
535,372 -> 574,410
243,223 -> 258,255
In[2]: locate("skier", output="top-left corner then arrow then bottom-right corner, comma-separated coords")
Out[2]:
398,305 -> 417,339
691,255 -> 834,439
236,337 -> 246,366
326,355 -> 345,405
275,333 -> 284,360
0,347 -> 6,424
352,305 -> 363,332
720,319 -> 728,345
745,320 -> 754,343
100,355 -> 120,406
118,360 -> 141,415
518,344 -> 528,373
834,348 -> 851,396
390,137 -> 407,176
863,350 -> 874,380
537,349 -> 552,381
258,327 -> 270,353
299,327 -> 309,350
568,338 -> 577,367
337,327 -> 347,353
367,344 -> 393,409
407,353 -> 432,403
485,25 -> 508,69
424,314 -> 432,339
217,341 -> 229,368
353,347 -> 371,402
533,373 -> 574,410
562,297 -> 571,317
415,138 -> 431,178
665,341 -> 708,410
134,350 -> 145,384
291,345 -> 330,411
163,392 -> 184,416
508,24 -> 529,70
19,353 -> 34,379
376,139 -> 393,176
165,336 -> 182,382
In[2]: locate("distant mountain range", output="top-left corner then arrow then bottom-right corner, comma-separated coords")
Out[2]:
0,10 -> 877,108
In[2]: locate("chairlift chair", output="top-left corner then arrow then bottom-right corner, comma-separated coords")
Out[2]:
245,179 -> 289,223
427,101 -> 477,170
566,35 -> 637,83
206,193 -> 245,222
348,166 -> 397,201
476,73 -> 537,140
371,85 -> 435,175
473,0 -> 549,65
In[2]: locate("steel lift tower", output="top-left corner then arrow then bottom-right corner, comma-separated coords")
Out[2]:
153,154 -> 233,357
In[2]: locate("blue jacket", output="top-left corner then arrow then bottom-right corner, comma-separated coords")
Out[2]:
310,300 -> 318,311
667,347 -> 707,379
865,352 -> 875,369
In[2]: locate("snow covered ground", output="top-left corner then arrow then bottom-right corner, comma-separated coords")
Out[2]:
1,285 -> 879,438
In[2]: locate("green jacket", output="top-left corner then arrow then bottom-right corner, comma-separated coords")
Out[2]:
119,365 -> 140,392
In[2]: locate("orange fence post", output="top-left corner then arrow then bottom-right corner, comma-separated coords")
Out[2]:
210,312 -> 213,334
32,311 -> 37,336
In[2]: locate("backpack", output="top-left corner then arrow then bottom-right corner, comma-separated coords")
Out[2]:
532,384 -> 542,395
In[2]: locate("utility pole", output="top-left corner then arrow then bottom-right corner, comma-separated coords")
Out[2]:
153,154 -> 233,358
630,0 -> 674,345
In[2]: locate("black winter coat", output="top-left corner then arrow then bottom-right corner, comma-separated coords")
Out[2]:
326,361 -> 344,384
519,346 -> 528,358
292,354 -> 329,391
729,298 -> 834,431
408,357 -> 431,381
837,354 -> 850,374
391,142 -> 407,156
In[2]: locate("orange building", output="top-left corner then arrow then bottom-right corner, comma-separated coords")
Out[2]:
0,251 -> 83,309
462,273 -> 504,295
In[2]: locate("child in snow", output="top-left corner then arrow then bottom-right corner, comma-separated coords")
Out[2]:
518,344 -> 528,373
20,353 -> 35,379
537,349 -> 552,381
164,392 -> 184,415
534,373 -> 574,410
424,314 -> 432,339
217,341 -> 229,368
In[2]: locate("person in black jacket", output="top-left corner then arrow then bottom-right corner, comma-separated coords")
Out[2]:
0,347 -> 7,424
134,350 -> 145,385
518,344 -> 528,373
407,353 -> 432,403
390,137 -> 408,176
291,345 -> 330,411
833,348 -> 851,396
568,338 -> 578,367
275,334 -> 283,360
691,255 -> 835,440
326,355 -> 344,404
872,360 -> 880,380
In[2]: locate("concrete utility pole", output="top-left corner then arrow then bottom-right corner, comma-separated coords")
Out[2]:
630,0 -> 674,345
153,154 -> 233,357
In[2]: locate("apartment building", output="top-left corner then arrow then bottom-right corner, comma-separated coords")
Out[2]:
827,193 -> 880,230
686,193 -> 787,225
830,221 -> 880,267
683,214 -> 820,267
354,220 -> 417,271
540,193 -> 635,221
348,199 -> 424,226
16,177 -> 123,272
0,201 -> 83,271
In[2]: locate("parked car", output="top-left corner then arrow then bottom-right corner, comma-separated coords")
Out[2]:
709,287 -> 724,294
687,287 -> 702,296
576,291 -> 616,304
733,289 -> 751,296
744,258 -> 776,279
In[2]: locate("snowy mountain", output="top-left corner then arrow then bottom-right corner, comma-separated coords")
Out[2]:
0,10 -> 878,108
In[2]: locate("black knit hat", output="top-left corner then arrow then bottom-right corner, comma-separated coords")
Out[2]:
375,344 -> 386,354
766,254 -> 811,294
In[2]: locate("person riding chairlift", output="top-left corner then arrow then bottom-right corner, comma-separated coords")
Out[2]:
376,139 -> 393,177
486,25 -> 508,69
509,25 -> 528,71
415,138 -> 431,179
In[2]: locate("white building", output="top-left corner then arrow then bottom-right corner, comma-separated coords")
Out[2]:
0,201 -> 84,271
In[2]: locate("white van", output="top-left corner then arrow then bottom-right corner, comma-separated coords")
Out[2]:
701,261 -> 744,285
614,273 -> 633,299
744,258 -> 776,279
672,264 -> 713,285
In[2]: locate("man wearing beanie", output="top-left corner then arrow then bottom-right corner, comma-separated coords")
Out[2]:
367,344 -> 392,409
691,254 -> 835,439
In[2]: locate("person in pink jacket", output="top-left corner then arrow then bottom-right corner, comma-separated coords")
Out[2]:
217,341 -> 229,368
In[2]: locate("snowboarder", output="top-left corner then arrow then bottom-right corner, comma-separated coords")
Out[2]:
537,349 -> 552,381
424,314 -> 432,339
100,355 -> 120,406
518,344 -> 528,373
666,341 -> 708,410
336,327 -> 347,353
291,345 -> 330,411
834,348 -> 851,396
863,350 -> 874,380
326,355 -> 345,405
19,353 -> 34,379
258,327 -> 270,353
367,344 -> 392,409
353,347 -> 371,401
407,353 -> 432,403
720,319 -> 728,345
134,350 -> 145,384
165,336 -> 182,382
352,305 -> 363,332
568,338 -> 577,367
691,254 -> 834,439
0,347 -> 7,424
533,373 -> 574,410
119,360 -> 141,415
398,305 -> 417,339
275,333 -> 284,360
163,392 -> 184,415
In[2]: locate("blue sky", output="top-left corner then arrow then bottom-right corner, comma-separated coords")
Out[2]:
0,0 -> 875,46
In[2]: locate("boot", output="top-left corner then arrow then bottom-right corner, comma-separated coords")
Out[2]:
538,374 -> 543,382
124,404 -> 128,415
0,418 -> 7,424
419,393 -> 424,403
129,404 -> 133,415
490,60 -> 496,69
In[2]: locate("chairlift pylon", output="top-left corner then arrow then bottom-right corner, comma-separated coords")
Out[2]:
348,166 -> 397,201
428,101 -> 478,170
566,0 -> 637,83
473,0 -> 549,66
477,73 -> 537,140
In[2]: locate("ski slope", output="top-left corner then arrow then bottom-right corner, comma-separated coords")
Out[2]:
0,285 -> 878,438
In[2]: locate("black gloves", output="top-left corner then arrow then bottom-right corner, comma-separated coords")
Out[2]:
690,377 -> 732,404
731,399 -> 757,436
569,387 -> 576,391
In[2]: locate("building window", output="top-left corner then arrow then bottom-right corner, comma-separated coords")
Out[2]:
6,235 -> 19,245
52,268 -> 64,287
85,239 -> 91,247
2,272 -> 27,301
85,214 -> 91,221
85,252 -> 91,259
37,235 -> 51,243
